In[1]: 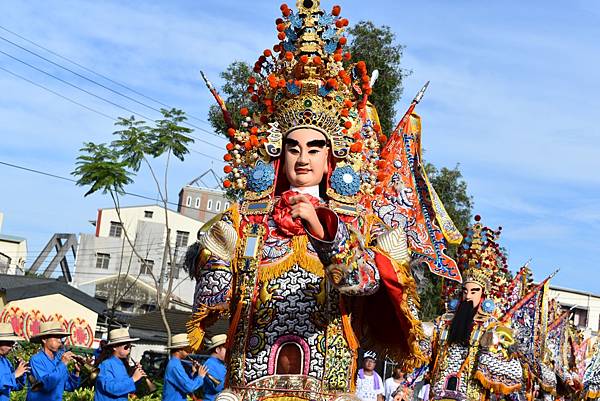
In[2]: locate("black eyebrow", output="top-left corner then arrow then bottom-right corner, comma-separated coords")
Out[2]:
306,139 -> 327,148
284,138 -> 327,148
284,138 -> 299,147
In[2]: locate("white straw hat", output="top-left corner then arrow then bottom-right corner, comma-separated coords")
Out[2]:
30,321 -> 70,343
205,334 -> 227,351
166,333 -> 191,349
0,323 -> 23,342
106,328 -> 139,346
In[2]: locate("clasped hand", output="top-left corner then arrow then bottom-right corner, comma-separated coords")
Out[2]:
132,363 -> 147,382
289,195 -> 325,239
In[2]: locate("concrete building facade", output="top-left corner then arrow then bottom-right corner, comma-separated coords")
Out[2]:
550,285 -> 600,334
73,205 -> 204,313
0,212 -> 27,275
178,185 -> 230,222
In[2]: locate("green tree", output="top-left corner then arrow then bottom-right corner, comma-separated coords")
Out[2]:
207,61 -> 255,137
72,108 -> 194,345
347,21 -> 409,136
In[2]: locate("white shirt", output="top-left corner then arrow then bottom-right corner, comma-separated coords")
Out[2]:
356,373 -> 384,401
290,185 -> 320,199
417,383 -> 430,401
384,377 -> 402,401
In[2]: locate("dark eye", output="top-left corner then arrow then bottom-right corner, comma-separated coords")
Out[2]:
287,148 -> 300,155
309,149 -> 320,154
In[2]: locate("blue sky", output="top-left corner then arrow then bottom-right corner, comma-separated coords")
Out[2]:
1,1 -> 599,293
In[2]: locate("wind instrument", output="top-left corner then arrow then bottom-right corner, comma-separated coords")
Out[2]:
10,342 -> 41,392
128,357 -> 157,394
182,357 -> 221,386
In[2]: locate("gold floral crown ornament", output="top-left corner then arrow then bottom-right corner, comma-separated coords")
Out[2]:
456,215 -> 510,312
213,0 -> 386,202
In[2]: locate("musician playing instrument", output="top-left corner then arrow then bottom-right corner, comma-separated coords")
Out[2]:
0,323 -> 29,401
163,333 -> 209,401
94,328 -> 146,401
200,334 -> 227,401
27,321 -> 80,401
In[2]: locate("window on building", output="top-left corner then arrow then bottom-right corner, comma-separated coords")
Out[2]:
570,307 -> 588,328
119,301 -> 134,313
144,210 -> 153,218
140,259 -> 154,275
215,201 -> 221,212
0,253 -> 11,274
224,202 -> 230,210
140,304 -> 156,313
109,221 -> 123,237
186,196 -> 192,207
207,199 -> 213,211
175,231 -> 190,248
95,253 -> 110,269
195,197 -> 201,208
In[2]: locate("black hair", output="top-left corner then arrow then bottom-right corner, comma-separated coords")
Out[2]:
94,345 -> 115,367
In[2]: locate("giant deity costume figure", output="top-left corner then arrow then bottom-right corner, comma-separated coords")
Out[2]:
186,1 -> 465,401
584,339 -> 600,400
429,217 -> 523,401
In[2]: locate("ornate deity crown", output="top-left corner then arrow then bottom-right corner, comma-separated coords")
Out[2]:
216,0 -> 385,203
457,215 -> 509,296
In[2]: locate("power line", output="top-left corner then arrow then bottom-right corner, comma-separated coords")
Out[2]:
0,48 -> 225,152
0,33 -> 227,142
0,24 -> 216,129
0,66 -> 115,121
0,160 -> 225,212
16,242 -> 171,258
0,66 -> 224,162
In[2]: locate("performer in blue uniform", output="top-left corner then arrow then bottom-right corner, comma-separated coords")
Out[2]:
163,333 -> 208,401
26,321 -> 80,401
0,323 -> 28,401
94,327 -> 146,401
201,334 -> 227,401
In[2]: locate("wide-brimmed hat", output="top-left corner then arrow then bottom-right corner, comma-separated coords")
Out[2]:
205,334 -> 227,351
106,328 -> 139,347
198,220 -> 237,262
166,333 -> 191,350
0,323 -> 23,342
30,321 -> 70,342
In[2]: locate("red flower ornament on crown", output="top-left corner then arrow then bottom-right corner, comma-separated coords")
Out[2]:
218,0 -> 383,204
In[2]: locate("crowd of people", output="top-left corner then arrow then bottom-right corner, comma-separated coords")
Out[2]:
0,321 -> 227,401
355,353 -> 429,401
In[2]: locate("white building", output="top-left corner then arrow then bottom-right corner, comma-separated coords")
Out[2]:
177,170 -> 230,222
550,285 -> 600,334
178,185 -> 230,222
73,205 -> 204,314
0,212 -> 27,275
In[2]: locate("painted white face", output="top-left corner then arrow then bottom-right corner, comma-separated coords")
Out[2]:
462,282 -> 484,308
283,128 -> 329,188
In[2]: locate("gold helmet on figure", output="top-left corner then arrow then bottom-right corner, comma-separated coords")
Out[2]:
214,0 -> 384,205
